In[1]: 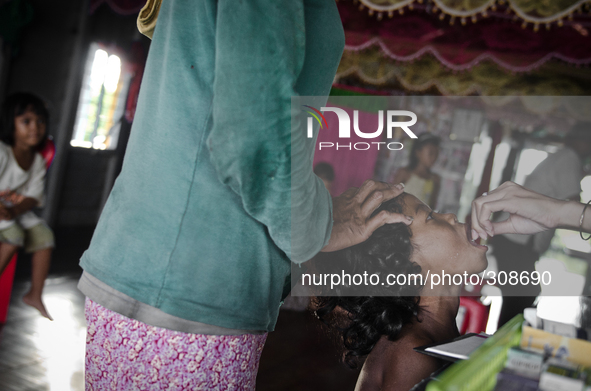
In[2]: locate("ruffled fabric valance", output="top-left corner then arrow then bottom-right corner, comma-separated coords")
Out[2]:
340,1 -> 591,72
355,0 -> 591,27
336,47 -> 591,95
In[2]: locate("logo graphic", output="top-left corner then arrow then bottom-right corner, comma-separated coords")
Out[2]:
303,106 -> 418,151
302,105 -> 328,130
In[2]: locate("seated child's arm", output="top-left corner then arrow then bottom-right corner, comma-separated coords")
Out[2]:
2,196 -> 38,220
9,196 -> 38,216
4,154 -> 46,219
0,204 -> 11,221
0,190 -> 30,220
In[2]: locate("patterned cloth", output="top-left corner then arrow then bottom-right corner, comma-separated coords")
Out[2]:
84,298 -> 267,390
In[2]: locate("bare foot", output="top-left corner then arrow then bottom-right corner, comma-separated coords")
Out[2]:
22,293 -> 53,321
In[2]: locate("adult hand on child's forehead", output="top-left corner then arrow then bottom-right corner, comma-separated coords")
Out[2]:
321,180 -> 412,253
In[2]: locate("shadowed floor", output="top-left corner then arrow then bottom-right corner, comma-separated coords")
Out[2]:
0,227 -> 359,391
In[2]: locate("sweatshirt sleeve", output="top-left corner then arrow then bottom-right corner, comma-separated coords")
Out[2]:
206,0 -> 333,263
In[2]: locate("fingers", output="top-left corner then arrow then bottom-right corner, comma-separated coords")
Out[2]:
365,210 -> 413,238
471,196 -> 491,241
476,199 -> 507,237
360,183 -> 405,217
471,182 -> 522,240
325,181 -> 410,252
488,219 -> 516,236
471,190 -> 507,240
340,187 -> 358,198
355,180 -> 400,202
359,181 -> 412,241
354,179 -> 380,202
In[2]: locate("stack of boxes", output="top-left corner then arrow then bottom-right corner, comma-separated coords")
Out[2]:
493,310 -> 591,391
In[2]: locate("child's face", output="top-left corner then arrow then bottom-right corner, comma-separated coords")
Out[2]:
402,194 -> 488,276
14,108 -> 46,148
416,144 -> 439,168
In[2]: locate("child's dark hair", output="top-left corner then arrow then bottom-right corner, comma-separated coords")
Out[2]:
314,161 -> 335,182
312,194 -> 422,369
407,132 -> 440,170
0,92 -> 49,148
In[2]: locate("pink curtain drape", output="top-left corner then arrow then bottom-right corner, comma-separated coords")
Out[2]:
313,105 -> 382,196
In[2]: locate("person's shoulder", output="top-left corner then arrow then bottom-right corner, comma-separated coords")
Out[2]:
546,146 -> 579,164
539,147 -> 582,177
381,335 -> 442,390
0,141 -> 10,153
528,147 -> 578,179
355,336 -> 394,391
356,333 -> 442,391
33,151 -> 45,166
561,146 -> 582,162
0,142 -> 10,161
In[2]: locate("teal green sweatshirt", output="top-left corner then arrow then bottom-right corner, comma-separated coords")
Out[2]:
79,0 -> 344,332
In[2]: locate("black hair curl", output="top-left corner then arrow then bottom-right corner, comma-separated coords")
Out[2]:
314,161 -> 335,182
312,195 -> 422,368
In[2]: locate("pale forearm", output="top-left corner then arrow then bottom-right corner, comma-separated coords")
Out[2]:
471,182 -> 591,239
558,200 -> 591,233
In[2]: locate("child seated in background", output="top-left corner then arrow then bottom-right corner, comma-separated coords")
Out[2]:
392,133 -> 441,209
0,93 -> 55,320
313,161 -> 335,195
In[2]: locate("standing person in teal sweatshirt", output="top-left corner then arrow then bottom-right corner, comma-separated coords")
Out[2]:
78,1 -> 410,389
